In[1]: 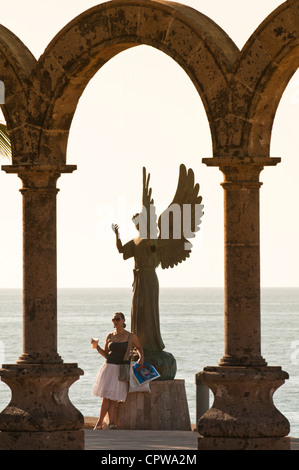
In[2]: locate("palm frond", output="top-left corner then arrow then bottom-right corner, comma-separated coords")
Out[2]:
0,123 -> 11,159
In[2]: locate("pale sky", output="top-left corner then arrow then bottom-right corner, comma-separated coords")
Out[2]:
0,0 -> 297,289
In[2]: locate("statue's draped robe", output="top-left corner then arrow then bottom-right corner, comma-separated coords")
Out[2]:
122,237 -> 164,352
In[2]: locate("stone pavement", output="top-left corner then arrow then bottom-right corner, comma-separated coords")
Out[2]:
84,428 -> 299,451
84,429 -> 198,451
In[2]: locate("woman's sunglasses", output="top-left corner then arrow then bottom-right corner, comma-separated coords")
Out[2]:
112,317 -> 122,322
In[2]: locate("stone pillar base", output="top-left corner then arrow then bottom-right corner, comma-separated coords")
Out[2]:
197,366 -> 290,450
0,363 -> 84,450
117,379 -> 191,430
0,430 -> 84,451
198,436 -> 290,450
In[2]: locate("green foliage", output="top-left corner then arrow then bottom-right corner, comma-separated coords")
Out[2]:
0,123 -> 11,159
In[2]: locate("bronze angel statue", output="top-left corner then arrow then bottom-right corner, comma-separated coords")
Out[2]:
112,164 -> 204,379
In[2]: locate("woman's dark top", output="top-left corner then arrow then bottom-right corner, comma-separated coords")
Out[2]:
106,341 -> 128,364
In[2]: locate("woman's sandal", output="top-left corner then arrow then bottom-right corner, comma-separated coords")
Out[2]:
93,420 -> 103,430
108,424 -> 116,430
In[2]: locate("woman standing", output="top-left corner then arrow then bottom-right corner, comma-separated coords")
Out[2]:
91,312 -> 144,430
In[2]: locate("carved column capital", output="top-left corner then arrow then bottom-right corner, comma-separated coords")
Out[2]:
2,164 -> 77,188
202,156 -> 280,182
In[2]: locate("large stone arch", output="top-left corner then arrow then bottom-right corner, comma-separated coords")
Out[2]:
230,0 -> 299,158
27,0 -> 239,165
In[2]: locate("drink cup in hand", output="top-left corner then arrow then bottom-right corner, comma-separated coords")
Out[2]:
91,337 -> 99,349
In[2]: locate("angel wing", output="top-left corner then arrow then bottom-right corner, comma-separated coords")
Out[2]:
156,164 -> 204,269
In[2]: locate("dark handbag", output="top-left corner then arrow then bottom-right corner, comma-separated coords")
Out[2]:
118,332 -> 134,382
118,362 -> 130,382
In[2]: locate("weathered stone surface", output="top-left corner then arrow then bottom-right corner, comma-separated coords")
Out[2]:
0,430 -> 84,451
203,158 -> 279,367
0,364 -> 84,432
117,380 -> 191,430
198,366 -> 290,438
198,436 -> 291,451
0,363 -> 84,450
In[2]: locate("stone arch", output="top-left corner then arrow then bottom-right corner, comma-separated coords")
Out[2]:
230,0 -> 299,158
28,0 -> 239,165
0,25 -> 36,160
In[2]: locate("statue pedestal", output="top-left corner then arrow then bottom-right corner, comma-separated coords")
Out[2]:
117,379 -> 191,430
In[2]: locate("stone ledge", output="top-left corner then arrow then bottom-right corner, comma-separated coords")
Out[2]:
198,436 -> 291,451
0,430 -> 84,450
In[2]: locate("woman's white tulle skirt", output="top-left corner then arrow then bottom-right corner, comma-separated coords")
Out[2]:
92,362 -> 128,402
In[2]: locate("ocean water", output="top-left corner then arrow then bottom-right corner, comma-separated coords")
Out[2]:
0,287 -> 298,437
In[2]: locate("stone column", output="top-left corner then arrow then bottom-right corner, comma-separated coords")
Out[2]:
214,157 -> 272,367
197,157 -> 290,450
0,164 -> 84,450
